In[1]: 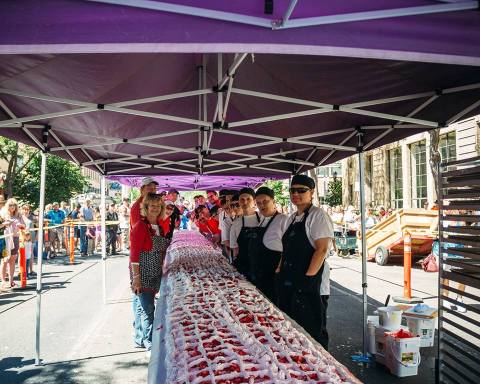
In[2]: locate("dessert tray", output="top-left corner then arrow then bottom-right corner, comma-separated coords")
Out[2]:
155,231 -> 361,384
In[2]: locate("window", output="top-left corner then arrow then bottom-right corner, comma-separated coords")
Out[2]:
389,148 -> 403,209
439,131 -> 456,164
410,140 -> 427,208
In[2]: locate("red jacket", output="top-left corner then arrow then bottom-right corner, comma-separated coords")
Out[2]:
130,197 -> 143,229
196,217 -> 221,236
130,218 -> 169,264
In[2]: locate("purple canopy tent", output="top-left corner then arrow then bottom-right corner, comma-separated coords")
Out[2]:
1,0 -> 479,373
108,175 -> 275,191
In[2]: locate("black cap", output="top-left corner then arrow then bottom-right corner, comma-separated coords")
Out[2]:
239,187 -> 255,198
231,193 -> 240,202
291,174 -> 315,189
255,186 -> 274,199
219,189 -> 230,197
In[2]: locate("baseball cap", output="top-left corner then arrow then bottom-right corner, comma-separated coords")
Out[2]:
140,177 -> 159,187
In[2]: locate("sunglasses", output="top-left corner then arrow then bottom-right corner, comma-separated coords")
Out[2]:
230,202 -> 240,208
289,187 -> 311,194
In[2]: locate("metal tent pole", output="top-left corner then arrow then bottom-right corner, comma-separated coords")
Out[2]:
101,175 -> 107,304
35,150 -> 47,366
352,129 -> 372,363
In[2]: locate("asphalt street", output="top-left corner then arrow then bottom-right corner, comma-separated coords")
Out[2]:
0,252 -> 147,384
0,250 -> 441,384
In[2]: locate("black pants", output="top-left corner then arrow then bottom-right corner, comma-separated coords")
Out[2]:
278,284 -> 329,350
106,229 -> 116,254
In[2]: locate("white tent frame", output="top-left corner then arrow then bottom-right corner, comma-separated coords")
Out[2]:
86,0 -> 479,30
1,52 -> 480,365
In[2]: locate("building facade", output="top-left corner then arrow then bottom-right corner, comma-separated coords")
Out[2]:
341,115 -> 480,209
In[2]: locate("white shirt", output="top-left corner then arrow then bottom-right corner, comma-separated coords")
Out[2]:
259,213 -> 288,252
25,242 -> 32,260
151,224 -> 160,236
219,210 -> 234,244
229,213 -> 262,249
284,205 -> 333,295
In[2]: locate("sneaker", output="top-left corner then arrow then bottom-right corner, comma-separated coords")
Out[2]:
134,343 -> 144,349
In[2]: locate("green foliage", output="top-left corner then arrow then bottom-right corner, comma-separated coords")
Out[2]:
0,137 -> 38,198
325,179 -> 342,207
13,153 -> 89,208
130,188 -> 140,203
263,180 -> 289,207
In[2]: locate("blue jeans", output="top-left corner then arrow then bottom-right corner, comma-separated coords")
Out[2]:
79,226 -> 88,254
132,291 -> 155,350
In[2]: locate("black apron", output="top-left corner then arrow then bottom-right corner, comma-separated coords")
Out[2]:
278,205 -> 329,350
247,212 -> 281,303
233,212 -> 260,276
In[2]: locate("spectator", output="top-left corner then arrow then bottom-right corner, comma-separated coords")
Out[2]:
79,199 -> 94,257
86,225 -> 96,256
60,201 -> 70,217
1,198 -> 25,288
118,198 -> 131,251
23,232 -> 33,278
365,208 -> 377,230
21,204 -> 37,276
106,203 -> 119,256
70,205 -> 81,250
165,189 -> 181,231
45,202 -> 66,256
94,207 -> 102,252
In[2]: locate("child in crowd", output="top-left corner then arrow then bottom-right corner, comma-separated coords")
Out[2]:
86,225 -> 96,256
23,231 -> 33,278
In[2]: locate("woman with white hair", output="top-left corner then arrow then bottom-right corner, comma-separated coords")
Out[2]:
1,198 -> 25,288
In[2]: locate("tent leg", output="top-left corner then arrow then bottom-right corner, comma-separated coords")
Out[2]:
35,152 -> 47,366
101,175 -> 107,304
351,148 -> 373,363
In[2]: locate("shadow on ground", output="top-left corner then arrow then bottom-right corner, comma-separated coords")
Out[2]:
329,281 -> 437,384
0,352 -> 147,384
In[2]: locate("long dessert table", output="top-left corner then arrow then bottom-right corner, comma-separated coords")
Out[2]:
148,231 -> 361,384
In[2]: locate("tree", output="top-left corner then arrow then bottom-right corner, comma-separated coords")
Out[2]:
13,153 -> 89,208
264,180 -> 289,207
0,137 -> 39,198
325,178 -> 342,207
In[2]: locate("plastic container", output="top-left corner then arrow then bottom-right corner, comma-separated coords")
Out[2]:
404,315 -> 436,347
367,316 -> 379,355
377,306 -> 403,330
386,333 -> 421,377
374,324 -> 408,366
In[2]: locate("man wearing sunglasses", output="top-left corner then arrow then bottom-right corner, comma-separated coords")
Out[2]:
230,188 -> 261,276
277,174 -> 333,350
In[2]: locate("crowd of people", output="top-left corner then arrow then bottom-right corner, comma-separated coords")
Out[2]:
128,175 -> 334,358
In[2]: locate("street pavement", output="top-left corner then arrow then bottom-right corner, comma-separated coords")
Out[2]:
0,249 -> 440,383
0,251 -> 147,384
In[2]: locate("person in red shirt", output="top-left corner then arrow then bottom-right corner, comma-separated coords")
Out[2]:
130,193 -> 169,356
195,205 -> 221,244
130,177 -> 159,228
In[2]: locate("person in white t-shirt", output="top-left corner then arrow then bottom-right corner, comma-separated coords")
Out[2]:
277,174 -> 333,350
230,188 -> 261,275
246,186 -> 288,302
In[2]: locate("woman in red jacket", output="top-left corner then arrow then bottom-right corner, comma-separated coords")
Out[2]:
130,193 -> 169,357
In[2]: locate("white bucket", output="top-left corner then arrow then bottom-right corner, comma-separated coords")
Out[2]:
377,306 -> 403,330
386,335 -> 421,377
404,315 -> 436,348
367,316 -> 379,355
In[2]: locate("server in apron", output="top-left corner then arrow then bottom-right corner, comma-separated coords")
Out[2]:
230,188 -> 261,276
248,187 -> 288,302
277,175 -> 333,350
